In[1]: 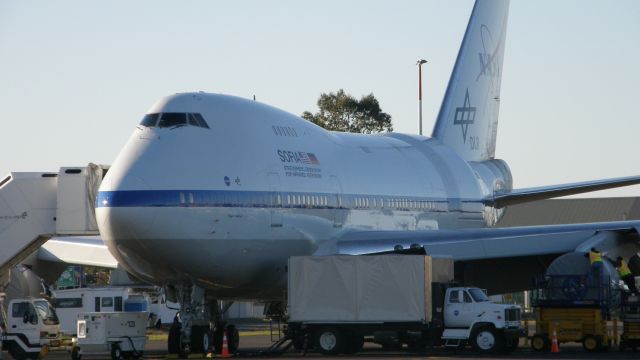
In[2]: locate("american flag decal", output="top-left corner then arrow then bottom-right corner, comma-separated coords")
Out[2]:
307,153 -> 320,165
297,152 -> 320,165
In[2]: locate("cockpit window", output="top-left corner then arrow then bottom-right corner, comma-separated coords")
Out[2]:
140,113 -> 159,127
188,113 -> 210,129
139,112 -> 210,129
159,113 -> 187,128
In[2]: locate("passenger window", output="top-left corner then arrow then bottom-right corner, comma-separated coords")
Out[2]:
463,291 -> 473,303
159,113 -> 187,128
449,290 -> 460,303
140,113 -> 160,127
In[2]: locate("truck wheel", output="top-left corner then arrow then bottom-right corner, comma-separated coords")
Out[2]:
582,335 -> 601,352
343,335 -> 364,354
501,337 -> 519,354
471,326 -> 502,353
315,327 -> 345,355
110,344 -> 122,360
71,346 -> 82,360
8,343 -> 26,360
531,334 -> 549,351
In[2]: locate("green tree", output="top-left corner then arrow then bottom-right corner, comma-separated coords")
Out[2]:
302,89 -> 393,133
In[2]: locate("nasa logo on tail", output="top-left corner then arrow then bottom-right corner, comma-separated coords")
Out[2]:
476,24 -> 501,82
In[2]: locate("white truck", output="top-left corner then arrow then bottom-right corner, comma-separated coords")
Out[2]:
1,297 -> 61,360
285,255 -> 523,355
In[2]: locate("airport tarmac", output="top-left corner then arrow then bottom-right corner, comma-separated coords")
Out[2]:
10,331 -> 638,360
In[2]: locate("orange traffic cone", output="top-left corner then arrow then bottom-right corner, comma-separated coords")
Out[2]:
221,331 -> 231,358
550,330 -> 560,353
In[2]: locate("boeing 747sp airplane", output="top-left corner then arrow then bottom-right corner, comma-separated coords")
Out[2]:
95,0 -> 640,354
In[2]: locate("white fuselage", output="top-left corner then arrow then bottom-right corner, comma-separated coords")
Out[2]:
96,93 -> 511,299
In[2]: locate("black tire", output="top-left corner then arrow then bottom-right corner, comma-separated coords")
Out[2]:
9,343 -> 26,360
212,327 -> 224,354
471,326 -> 503,354
582,335 -> 601,352
501,337 -> 519,354
190,326 -> 205,353
292,334 -> 306,351
178,332 -> 190,358
71,346 -> 82,360
314,327 -> 345,355
110,344 -> 122,360
343,335 -> 364,354
531,334 -> 549,352
226,325 -> 239,354
167,324 -> 181,354
202,329 -> 211,354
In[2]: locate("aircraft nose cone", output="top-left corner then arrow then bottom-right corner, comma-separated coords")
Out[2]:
97,173 -> 159,282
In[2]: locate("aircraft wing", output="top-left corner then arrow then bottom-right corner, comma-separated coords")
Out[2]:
488,175 -> 640,208
37,235 -> 118,268
328,221 -> 640,294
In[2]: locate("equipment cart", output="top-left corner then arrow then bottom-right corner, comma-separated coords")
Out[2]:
620,293 -> 640,351
71,312 -> 148,360
530,275 -> 618,352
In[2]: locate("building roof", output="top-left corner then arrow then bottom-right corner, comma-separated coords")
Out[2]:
497,197 -> 640,227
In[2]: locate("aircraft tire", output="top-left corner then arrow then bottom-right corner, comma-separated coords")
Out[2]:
191,326 -> 204,353
167,324 -> 181,354
226,324 -> 239,353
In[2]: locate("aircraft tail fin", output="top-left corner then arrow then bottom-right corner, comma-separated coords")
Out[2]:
432,0 -> 510,161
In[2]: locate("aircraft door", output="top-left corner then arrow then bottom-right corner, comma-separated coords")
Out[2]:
267,173 -> 283,227
329,175 -> 343,228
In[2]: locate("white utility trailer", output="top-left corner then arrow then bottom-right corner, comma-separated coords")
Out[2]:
71,312 -> 147,360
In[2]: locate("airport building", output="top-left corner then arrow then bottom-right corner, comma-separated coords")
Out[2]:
498,197 -> 640,227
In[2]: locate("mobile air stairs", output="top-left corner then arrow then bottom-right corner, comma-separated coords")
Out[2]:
0,164 -> 109,292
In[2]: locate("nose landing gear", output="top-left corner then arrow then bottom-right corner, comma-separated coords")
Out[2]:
166,285 -> 239,357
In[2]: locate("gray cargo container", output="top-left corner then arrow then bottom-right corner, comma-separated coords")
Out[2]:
288,255 -> 453,323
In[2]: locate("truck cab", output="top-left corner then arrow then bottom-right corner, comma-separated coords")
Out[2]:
2,297 -> 61,360
441,287 -> 522,353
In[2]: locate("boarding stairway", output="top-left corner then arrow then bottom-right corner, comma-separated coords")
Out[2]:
0,164 -> 108,289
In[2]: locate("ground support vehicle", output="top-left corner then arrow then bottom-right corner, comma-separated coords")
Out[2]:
285,254 -> 523,355
530,275 -> 617,352
1,297 -> 61,360
620,293 -> 640,351
70,312 -> 147,360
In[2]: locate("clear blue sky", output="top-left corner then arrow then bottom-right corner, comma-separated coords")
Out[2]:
1,0 -> 639,196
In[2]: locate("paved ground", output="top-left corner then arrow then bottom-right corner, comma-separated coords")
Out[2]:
13,333 -> 638,360
4,321 -> 638,360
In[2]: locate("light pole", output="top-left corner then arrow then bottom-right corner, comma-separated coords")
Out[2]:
417,59 -> 427,135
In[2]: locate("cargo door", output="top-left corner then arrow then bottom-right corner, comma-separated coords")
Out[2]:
267,173 -> 283,227
329,175 -> 343,228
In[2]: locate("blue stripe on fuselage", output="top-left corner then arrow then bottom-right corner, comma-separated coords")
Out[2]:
96,190 -> 483,212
